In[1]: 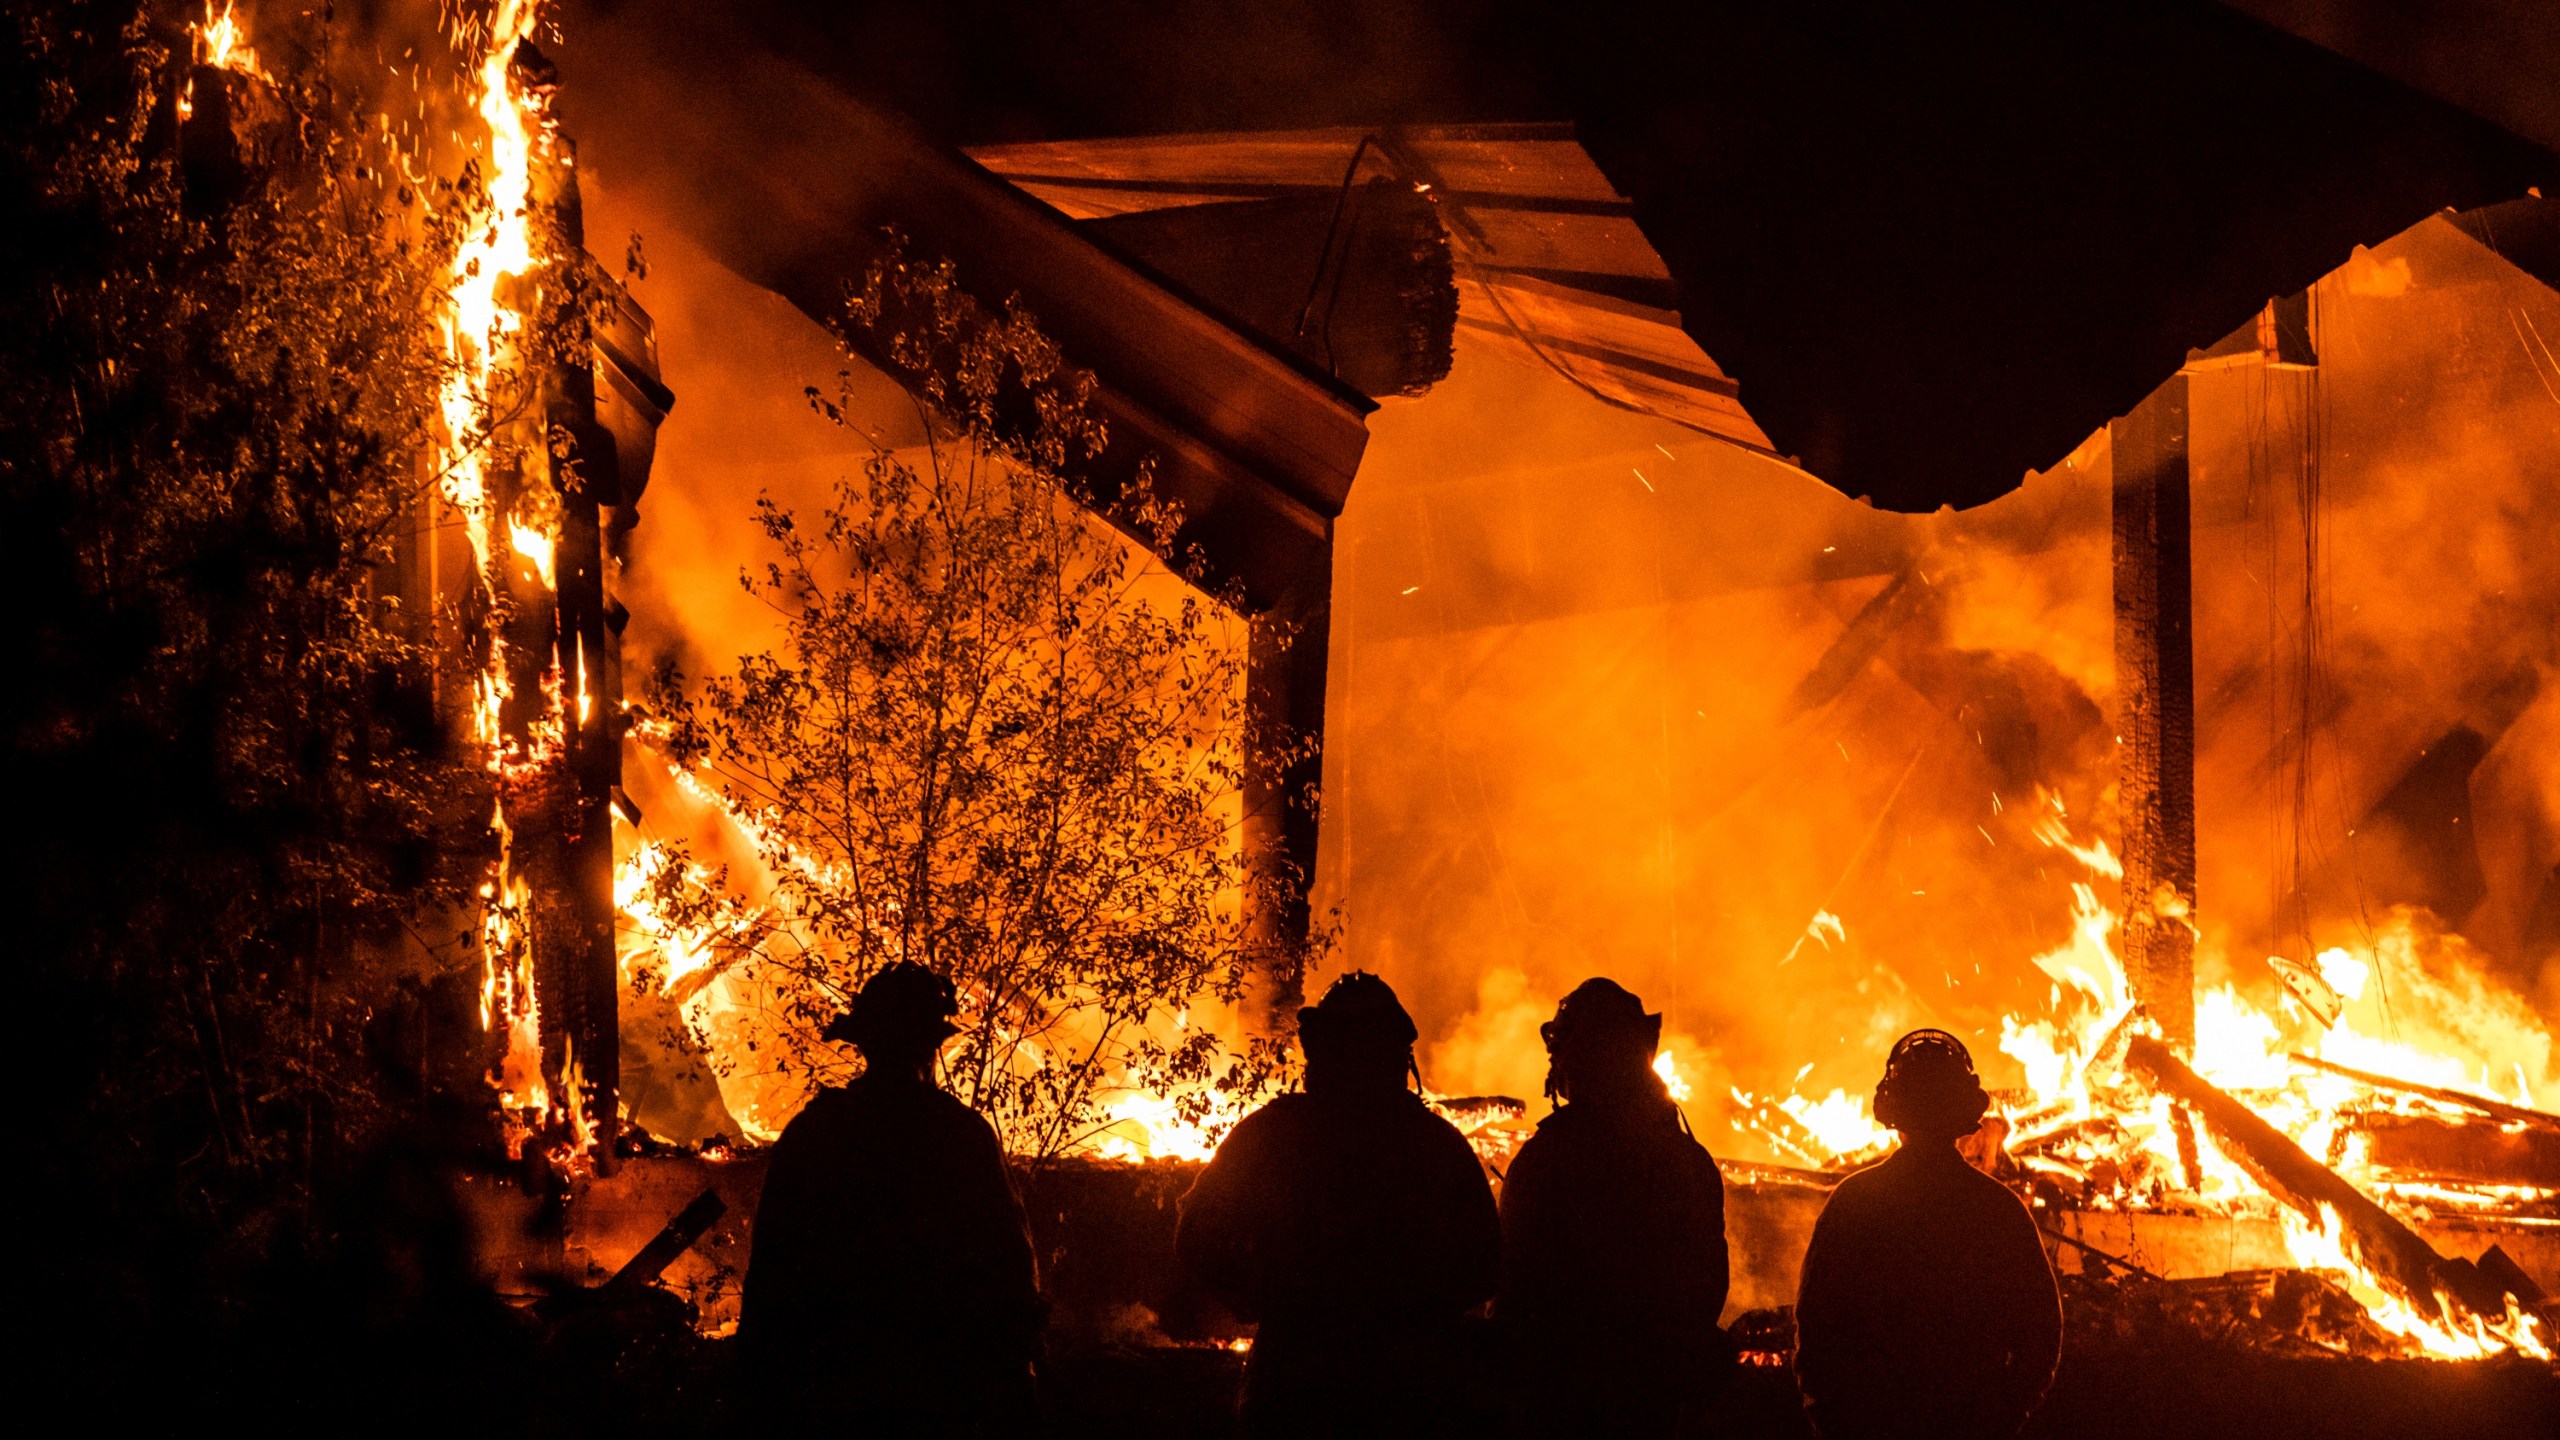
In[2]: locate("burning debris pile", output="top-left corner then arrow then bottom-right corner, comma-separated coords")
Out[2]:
1699,806 -> 2558,1362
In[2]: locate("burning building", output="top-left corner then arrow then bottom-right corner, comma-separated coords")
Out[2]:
161,0 -> 2560,1399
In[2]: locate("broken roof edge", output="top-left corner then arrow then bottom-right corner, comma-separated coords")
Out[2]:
554,0 -> 1372,550
969,123 -> 1795,469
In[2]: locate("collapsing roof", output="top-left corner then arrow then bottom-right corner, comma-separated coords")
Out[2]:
970,124 -> 1777,458
663,0 -> 2556,512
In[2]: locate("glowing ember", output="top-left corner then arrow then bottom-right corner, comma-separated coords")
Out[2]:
197,1 -> 264,79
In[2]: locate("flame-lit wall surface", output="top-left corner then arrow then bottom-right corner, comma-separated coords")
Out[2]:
589,163 -> 2557,1162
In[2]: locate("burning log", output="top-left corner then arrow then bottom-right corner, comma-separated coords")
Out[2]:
2288,1051 -> 2560,1130
2122,1035 -> 2514,1322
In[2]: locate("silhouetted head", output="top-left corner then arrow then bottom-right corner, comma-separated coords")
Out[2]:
1872,1029 -> 1991,1145
1540,978 -> 1666,1107
823,962 -> 959,1080
1296,971 -> 1418,1096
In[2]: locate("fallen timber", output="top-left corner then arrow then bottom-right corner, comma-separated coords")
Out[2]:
2289,1051 -> 2560,1130
2356,1113 -> 2560,1190
602,1187 -> 727,1300
2123,1035 -> 2519,1323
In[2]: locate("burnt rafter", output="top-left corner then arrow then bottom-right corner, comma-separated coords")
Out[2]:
970,123 -> 1779,460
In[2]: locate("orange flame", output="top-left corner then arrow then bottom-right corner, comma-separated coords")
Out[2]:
1747,799 -> 2560,1357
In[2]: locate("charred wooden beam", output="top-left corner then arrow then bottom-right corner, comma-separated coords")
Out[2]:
516,40 -> 681,1168
2112,380 -> 2198,1050
2290,1051 -> 2560,1130
1782,568 -> 1933,718
2123,1035 -> 2514,1320
602,1188 -> 728,1298
1242,578 -> 1330,1015
2353,1113 -> 2560,1189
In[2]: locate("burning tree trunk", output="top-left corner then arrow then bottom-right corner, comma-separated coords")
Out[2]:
2111,378 -> 2198,1050
2123,1035 -> 2517,1323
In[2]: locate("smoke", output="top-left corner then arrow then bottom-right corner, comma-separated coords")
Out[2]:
578,175 -> 923,687
1333,213 -> 2560,1154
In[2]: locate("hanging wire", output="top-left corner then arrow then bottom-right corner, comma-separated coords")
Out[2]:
1293,135 -> 1381,350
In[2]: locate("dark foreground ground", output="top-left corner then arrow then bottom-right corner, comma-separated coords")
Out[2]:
395,1322 -> 2555,1440
1012,1343 -> 2560,1440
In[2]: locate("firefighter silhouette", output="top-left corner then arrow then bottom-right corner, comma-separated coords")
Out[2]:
1178,972 -> 1500,1438
1794,1029 -> 2062,1440
740,963 -> 1040,1436
1499,978 -> 1730,1436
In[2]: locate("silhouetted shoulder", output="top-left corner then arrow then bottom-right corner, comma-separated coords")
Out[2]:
1817,1152 -> 1897,1208
1227,1088 -> 1324,1139
911,1081 -> 1006,1142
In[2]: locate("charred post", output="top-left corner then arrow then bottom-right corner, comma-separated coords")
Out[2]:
1244,575 -> 1331,1015
520,41 -> 623,1163
2112,377 -> 2199,1050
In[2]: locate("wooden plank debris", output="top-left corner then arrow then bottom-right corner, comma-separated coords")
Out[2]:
602,1188 -> 729,1298
2124,1036 -> 2516,1322
2289,1051 -> 2560,1130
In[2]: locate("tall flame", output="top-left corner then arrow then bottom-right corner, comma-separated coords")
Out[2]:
431,0 -> 588,1164
439,0 -> 542,587
197,1 -> 264,78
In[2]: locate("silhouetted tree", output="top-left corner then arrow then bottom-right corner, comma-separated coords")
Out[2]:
3,0 -> 502,1399
645,248 -> 1303,1159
